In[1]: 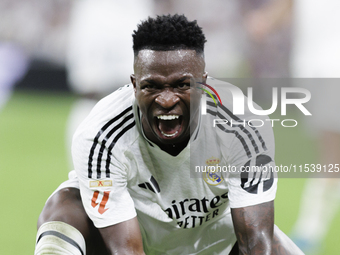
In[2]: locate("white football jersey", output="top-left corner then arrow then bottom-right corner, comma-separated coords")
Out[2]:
72,78 -> 277,254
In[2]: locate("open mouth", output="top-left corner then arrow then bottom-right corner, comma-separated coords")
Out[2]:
156,115 -> 183,139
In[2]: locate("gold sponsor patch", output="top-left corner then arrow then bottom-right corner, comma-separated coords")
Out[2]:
89,180 -> 113,188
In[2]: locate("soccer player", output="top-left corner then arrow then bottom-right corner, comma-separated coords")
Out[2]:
35,14 -> 303,254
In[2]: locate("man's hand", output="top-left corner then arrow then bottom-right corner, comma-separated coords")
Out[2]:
231,201 -> 274,255
99,217 -> 145,255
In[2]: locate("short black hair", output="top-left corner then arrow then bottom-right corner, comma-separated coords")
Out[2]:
132,14 -> 206,56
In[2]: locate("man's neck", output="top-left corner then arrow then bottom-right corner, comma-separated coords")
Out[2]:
157,140 -> 189,156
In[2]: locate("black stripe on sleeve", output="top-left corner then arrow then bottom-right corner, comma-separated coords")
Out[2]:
215,124 -> 252,158
216,101 -> 267,151
207,100 -> 267,152
87,106 -> 133,178
104,121 -> 136,178
36,230 -> 84,255
207,108 -> 252,158
95,114 -> 134,179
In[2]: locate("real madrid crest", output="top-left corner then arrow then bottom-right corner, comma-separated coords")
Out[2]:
203,156 -> 224,186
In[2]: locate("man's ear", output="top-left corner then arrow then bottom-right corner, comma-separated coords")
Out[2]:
130,74 -> 137,94
203,72 -> 208,83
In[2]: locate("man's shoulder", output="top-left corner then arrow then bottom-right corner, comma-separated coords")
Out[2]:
97,84 -> 135,112
203,77 -> 275,160
205,78 -> 244,120
73,84 -> 138,147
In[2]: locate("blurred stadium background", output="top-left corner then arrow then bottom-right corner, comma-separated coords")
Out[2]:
1,0 -> 339,254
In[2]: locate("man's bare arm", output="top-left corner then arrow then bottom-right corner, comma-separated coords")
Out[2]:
98,217 -> 145,255
231,201 -> 274,255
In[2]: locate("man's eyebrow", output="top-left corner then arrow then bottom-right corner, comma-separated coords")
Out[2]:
177,76 -> 192,82
142,76 -> 192,83
140,75 -> 195,87
140,79 -> 157,84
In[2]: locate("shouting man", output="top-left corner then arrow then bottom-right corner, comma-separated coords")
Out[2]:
35,14 -> 303,255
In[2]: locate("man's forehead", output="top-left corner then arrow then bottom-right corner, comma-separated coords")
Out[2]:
135,49 -> 203,63
134,49 -> 205,72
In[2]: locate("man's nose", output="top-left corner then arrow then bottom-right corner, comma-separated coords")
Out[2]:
155,88 -> 180,109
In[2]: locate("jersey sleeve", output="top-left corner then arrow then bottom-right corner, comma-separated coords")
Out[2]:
217,110 -> 278,209
72,94 -> 137,228
225,135 -> 278,209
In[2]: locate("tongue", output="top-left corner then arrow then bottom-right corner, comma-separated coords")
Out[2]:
158,119 -> 181,135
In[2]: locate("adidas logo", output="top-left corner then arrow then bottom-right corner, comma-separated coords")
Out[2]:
138,176 -> 160,193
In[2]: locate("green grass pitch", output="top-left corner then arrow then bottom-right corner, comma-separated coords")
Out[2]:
0,91 -> 339,254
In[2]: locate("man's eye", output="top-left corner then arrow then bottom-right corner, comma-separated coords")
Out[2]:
142,84 -> 156,89
178,83 -> 190,89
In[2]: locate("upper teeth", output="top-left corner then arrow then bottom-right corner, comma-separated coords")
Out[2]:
157,115 -> 179,120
